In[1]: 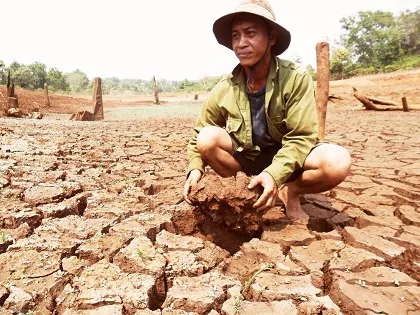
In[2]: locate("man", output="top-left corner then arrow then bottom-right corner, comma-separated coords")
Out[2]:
183,0 -> 351,223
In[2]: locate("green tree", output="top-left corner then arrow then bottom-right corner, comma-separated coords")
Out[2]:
0,60 -> 5,84
397,8 -> 420,55
28,62 -> 47,89
340,11 -> 400,67
46,67 -> 69,92
330,47 -> 354,79
102,77 -> 120,94
65,69 -> 89,93
13,64 -> 34,89
305,64 -> 316,81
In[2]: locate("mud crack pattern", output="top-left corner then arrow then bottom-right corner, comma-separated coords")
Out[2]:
0,108 -> 419,315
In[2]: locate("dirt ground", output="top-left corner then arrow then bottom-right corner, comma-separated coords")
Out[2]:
0,69 -> 419,314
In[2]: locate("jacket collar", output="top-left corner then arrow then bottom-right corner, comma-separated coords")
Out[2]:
229,55 -> 279,86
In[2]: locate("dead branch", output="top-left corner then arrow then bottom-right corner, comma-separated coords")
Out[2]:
352,88 -> 400,111
366,96 -> 399,107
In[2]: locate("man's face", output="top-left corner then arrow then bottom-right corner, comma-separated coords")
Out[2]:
231,14 -> 273,68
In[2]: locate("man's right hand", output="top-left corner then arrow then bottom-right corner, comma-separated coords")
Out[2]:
183,169 -> 203,204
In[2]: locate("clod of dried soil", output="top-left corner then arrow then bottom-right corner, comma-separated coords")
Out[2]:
188,172 -> 264,235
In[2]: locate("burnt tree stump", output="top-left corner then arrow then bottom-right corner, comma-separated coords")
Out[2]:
6,70 -> 18,110
93,77 -> 104,120
402,97 -> 410,112
44,83 -> 51,107
153,76 -> 160,105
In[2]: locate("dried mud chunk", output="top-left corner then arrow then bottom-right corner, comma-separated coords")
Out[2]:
223,238 -> 305,283
329,273 -> 420,314
222,298 -> 297,315
247,274 -> 322,302
76,232 -> 132,265
343,226 -> 406,261
110,212 -> 173,241
0,250 -> 69,313
23,181 -> 82,206
56,260 -> 157,314
37,192 -> 89,218
261,224 -> 316,247
329,246 -> 385,271
162,271 -> 240,314
62,304 -> 124,314
188,172 -> 264,235
0,206 -> 41,229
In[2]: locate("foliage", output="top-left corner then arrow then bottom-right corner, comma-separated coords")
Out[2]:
397,8 -> 420,55
330,47 -> 355,79
332,7 -> 420,79
340,11 -> 400,67
2,7 -> 419,95
305,64 -> 316,81
0,60 -> 5,84
65,69 -> 89,93
47,67 -> 70,92
6,61 -> 47,90
176,76 -> 223,93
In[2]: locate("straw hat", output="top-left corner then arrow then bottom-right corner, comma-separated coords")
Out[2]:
213,0 -> 291,56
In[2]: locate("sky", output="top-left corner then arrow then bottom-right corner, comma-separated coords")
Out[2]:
1,0 -> 418,81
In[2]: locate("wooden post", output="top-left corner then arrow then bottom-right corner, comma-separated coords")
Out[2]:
44,83 -> 51,107
153,76 -> 160,105
92,77 -> 104,120
402,96 -> 409,112
6,70 -> 18,109
315,42 -> 330,141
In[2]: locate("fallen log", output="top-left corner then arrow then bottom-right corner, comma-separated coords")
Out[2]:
352,88 -> 400,111
364,96 -> 399,107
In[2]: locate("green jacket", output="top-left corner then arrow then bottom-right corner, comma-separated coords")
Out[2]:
187,56 -> 318,186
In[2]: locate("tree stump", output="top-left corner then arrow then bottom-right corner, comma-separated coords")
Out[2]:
402,97 -> 409,112
93,77 -> 104,120
153,76 -> 160,105
315,42 -> 330,142
44,83 -> 51,107
7,97 -> 18,110
6,71 -> 18,110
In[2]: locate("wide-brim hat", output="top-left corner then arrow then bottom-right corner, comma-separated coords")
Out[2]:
213,0 -> 291,56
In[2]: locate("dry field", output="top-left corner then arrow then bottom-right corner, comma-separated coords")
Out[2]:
0,69 -> 419,314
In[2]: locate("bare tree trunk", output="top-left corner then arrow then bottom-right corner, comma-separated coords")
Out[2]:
44,83 -> 51,107
93,77 -> 104,121
153,76 -> 160,105
6,70 -> 18,109
315,42 -> 330,142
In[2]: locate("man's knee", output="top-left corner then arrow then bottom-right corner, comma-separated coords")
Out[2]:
196,126 -> 221,154
322,145 -> 351,185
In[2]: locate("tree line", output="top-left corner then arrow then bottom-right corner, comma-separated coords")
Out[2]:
330,8 -> 420,79
0,61 -> 223,95
1,8 -> 419,92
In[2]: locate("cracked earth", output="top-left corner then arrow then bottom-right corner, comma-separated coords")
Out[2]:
0,73 -> 420,314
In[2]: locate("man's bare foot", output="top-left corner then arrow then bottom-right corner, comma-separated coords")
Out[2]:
279,185 -> 309,224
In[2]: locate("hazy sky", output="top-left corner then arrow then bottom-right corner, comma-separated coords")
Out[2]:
2,0 -> 418,80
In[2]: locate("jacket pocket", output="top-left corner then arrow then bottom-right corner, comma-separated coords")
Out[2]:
226,117 -> 242,134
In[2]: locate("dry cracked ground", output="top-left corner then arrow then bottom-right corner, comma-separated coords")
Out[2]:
0,107 -> 419,315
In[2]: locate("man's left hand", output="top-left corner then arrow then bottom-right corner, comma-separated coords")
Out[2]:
248,171 -> 278,211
